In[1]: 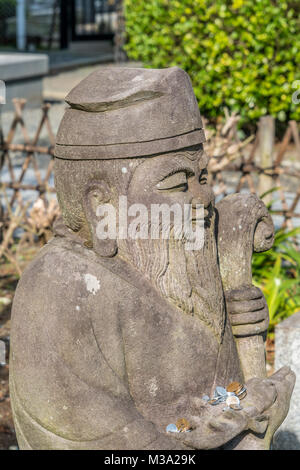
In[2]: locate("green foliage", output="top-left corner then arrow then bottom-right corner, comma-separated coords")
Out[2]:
124,0 -> 300,123
0,0 -> 16,18
252,228 -> 300,336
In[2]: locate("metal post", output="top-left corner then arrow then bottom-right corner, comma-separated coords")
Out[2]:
16,0 -> 26,51
60,0 -> 70,49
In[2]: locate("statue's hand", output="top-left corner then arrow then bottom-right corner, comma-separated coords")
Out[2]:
229,366 -> 296,450
243,375 -> 277,415
225,286 -> 269,336
170,376 -> 278,449
260,366 -> 295,448
170,408 -> 249,450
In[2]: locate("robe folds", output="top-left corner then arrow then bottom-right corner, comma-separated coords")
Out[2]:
9,235 -> 242,450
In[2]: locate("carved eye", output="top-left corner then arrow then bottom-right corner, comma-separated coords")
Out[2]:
199,169 -> 208,185
156,171 -> 188,192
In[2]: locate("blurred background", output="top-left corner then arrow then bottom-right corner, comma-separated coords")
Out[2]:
0,0 -> 299,450
0,0 -> 124,65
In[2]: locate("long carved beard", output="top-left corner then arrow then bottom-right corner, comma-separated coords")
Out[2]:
118,213 -> 226,342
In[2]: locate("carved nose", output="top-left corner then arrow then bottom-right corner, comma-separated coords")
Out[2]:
191,197 -> 212,220
192,191 -> 213,209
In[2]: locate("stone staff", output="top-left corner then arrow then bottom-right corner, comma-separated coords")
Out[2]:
216,193 -> 275,381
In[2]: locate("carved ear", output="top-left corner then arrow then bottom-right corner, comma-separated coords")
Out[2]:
83,181 -> 117,258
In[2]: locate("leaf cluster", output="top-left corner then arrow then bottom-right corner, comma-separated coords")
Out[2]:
125,0 -> 300,123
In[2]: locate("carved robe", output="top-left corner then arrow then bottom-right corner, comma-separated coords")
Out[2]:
10,230 -> 242,450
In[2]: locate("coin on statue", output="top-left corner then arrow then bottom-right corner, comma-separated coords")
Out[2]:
236,387 -> 247,400
226,382 -> 243,393
176,418 -> 192,432
166,423 -> 178,433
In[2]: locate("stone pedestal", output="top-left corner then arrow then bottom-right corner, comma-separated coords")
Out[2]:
274,311 -> 300,449
0,53 -> 48,110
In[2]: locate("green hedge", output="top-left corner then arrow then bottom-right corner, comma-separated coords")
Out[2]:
124,0 -> 300,123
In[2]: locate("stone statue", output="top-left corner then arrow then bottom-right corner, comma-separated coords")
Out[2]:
9,67 -> 295,450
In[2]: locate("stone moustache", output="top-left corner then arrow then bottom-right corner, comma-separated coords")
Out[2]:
9,67 -> 295,450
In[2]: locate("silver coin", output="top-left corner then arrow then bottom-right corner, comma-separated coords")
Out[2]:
226,395 -> 240,407
209,397 -> 222,405
215,386 -> 227,397
166,423 -> 178,433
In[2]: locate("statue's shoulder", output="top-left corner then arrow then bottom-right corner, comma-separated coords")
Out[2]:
14,236 -> 94,295
13,236 -> 150,310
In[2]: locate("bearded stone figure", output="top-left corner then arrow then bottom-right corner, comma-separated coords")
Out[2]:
9,67 -> 295,450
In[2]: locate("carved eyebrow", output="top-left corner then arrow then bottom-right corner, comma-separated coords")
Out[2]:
160,166 -> 195,181
156,158 -> 196,183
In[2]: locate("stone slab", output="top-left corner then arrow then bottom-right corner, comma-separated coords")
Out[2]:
274,311 -> 300,450
0,53 -> 48,82
0,53 -> 48,110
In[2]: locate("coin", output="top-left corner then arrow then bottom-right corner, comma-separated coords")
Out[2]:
176,418 -> 192,432
208,398 -> 222,405
166,423 -> 178,433
202,395 -> 210,402
235,384 -> 244,395
218,395 -> 227,403
226,395 -> 240,407
226,382 -> 243,393
235,385 -> 247,398
237,389 -> 247,400
215,386 -> 228,397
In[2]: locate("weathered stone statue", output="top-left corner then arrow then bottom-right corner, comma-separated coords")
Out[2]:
9,67 -> 295,450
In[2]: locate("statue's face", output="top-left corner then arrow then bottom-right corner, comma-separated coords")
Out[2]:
117,145 -> 225,340
126,145 -> 215,223
79,143 -> 215,258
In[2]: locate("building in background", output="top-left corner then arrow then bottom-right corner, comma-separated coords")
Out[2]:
61,0 -> 120,50
0,0 -> 124,58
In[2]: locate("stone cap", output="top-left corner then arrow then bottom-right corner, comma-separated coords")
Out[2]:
55,66 -> 205,160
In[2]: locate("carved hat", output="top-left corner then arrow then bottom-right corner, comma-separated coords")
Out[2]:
55,67 -> 205,160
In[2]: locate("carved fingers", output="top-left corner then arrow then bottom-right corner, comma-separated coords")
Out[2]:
171,410 -> 248,450
244,377 -> 277,415
225,286 -> 269,337
245,366 -> 296,448
226,286 -> 262,302
263,366 -> 296,439
168,372 -> 286,450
